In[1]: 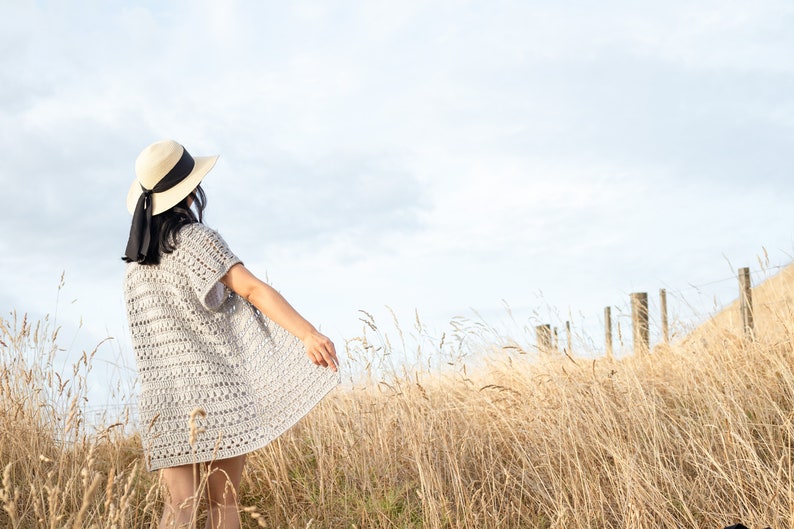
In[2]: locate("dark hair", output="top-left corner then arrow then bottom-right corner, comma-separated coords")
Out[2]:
122,185 -> 207,265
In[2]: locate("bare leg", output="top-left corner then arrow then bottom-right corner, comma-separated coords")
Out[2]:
204,455 -> 246,529
159,463 -> 201,529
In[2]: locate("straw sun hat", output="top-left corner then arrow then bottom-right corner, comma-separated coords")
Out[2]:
126,139 -> 218,216
123,140 -> 218,263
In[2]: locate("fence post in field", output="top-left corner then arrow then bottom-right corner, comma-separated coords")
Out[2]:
604,306 -> 613,358
536,324 -> 552,354
565,320 -> 572,354
631,292 -> 650,355
738,267 -> 754,339
660,288 -> 669,344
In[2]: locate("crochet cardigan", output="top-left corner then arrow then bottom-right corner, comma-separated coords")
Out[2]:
123,223 -> 339,470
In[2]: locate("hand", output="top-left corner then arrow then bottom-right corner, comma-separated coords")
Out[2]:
302,330 -> 339,372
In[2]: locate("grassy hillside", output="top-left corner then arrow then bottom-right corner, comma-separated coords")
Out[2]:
690,263 -> 794,344
2,268 -> 794,527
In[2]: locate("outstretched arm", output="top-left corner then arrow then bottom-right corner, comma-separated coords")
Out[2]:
220,263 -> 338,371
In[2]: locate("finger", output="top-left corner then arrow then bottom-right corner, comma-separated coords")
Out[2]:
309,351 -> 323,366
321,349 -> 338,371
316,349 -> 330,367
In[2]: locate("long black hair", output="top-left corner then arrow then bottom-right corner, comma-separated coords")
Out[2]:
122,185 -> 207,265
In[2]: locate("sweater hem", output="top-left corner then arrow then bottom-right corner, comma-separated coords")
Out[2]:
145,375 -> 339,471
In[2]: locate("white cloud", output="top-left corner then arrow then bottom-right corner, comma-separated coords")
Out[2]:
1,0 -> 793,408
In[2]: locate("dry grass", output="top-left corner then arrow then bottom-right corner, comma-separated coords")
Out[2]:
3,269 -> 794,528
690,260 -> 794,344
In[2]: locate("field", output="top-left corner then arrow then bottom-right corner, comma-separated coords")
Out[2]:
2,268 -> 794,528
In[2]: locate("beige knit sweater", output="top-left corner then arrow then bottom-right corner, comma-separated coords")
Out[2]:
124,223 -> 339,470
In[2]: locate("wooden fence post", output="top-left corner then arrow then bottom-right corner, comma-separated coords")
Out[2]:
738,267 -> 754,339
660,288 -> 669,344
536,324 -> 552,353
631,292 -> 649,355
604,306 -> 613,358
565,320 -> 572,355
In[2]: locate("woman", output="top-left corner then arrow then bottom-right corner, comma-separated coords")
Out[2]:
122,139 -> 340,529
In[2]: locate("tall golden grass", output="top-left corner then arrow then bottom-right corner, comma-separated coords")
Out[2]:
1,284 -> 793,528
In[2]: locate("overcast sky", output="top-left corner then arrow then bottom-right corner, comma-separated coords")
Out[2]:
1,0 -> 793,407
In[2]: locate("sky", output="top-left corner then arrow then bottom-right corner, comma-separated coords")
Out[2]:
1,0 -> 793,410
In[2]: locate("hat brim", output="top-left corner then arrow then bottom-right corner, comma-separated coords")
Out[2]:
126,155 -> 218,216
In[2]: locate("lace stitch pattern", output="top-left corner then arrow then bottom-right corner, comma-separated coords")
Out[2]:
124,223 -> 340,470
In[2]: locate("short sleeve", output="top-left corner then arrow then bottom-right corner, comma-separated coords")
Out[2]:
179,224 -> 242,311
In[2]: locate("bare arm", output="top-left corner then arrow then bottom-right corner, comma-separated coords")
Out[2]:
220,263 -> 338,371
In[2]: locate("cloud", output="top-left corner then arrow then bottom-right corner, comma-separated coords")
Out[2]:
204,149 -> 429,261
0,0 -> 793,385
